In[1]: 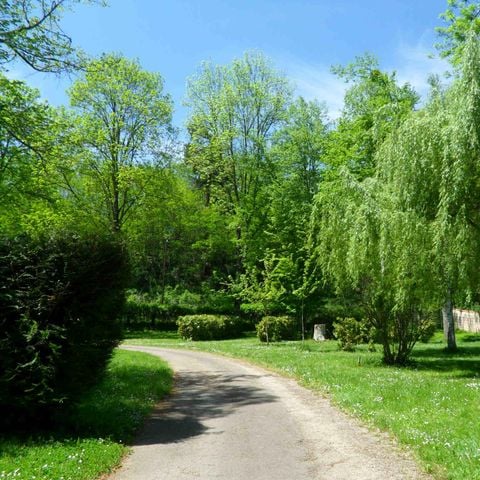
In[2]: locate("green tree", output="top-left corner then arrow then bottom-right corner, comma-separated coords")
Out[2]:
68,53 -> 173,233
185,51 -> 292,266
0,73 -> 70,235
327,54 -> 418,178
124,168 -> 235,294
0,0 -> 103,72
312,169 -> 436,365
379,33 -> 480,351
436,0 -> 480,64
257,98 -> 329,327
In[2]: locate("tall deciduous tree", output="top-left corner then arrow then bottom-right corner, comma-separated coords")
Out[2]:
68,53 -> 173,233
256,98 -> 329,325
185,51 -> 292,266
312,166 -> 438,365
124,168 -> 235,294
0,73 -> 68,234
310,58 -> 424,364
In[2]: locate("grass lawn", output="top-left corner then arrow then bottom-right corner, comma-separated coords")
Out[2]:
0,349 -> 173,480
125,330 -> 480,480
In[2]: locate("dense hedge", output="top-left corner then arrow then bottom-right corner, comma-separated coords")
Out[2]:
256,316 -> 298,342
177,314 -> 242,340
123,288 -> 236,330
0,232 -> 129,429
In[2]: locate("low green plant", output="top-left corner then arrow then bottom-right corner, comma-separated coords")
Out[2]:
124,291 -> 171,329
333,317 -> 369,351
256,316 -> 298,342
177,314 -> 242,340
418,317 -> 438,343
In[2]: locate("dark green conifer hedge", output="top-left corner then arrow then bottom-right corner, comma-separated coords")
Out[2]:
0,232 -> 129,429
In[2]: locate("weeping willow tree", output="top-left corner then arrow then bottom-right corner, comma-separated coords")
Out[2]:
378,32 -> 480,351
313,33 -> 480,362
312,170 -> 437,365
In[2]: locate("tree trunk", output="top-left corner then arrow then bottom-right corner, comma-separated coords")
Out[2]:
300,298 -> 305,343
442,290 -> 457,351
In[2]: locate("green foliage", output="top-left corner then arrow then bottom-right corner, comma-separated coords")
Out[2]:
419,318 -> 438,343
0,231 -> 129,429
124,291 -> 171,328
313,159 -> 438,364
125,169 -> 236,291
436,0 -> 480,64
256,316 -> 298,342
0,73 -> 65,235
68,53 -> 173,232
177,314 -> 242,341
327,54 -> 418,179
333,317 -> 369,351
185,51 -> 292,266
373,34 -> 480,353
0,0 -> 104,73
239,302 -> 266,319
124,287 -> 236,330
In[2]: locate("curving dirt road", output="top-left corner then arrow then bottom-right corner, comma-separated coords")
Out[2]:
110,346 -> 431,480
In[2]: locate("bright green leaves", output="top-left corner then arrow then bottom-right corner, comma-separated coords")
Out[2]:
327,54 -> 418,179
0,73 -> 67,234
316,34 -> 480,361
67,53 -> 173,232
436,0 -> 480,65
185,51 -> 292,266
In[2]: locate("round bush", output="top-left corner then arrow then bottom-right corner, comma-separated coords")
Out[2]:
256,316 -> 298,342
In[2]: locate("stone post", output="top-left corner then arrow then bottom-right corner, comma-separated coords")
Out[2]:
313,324 -> 326,341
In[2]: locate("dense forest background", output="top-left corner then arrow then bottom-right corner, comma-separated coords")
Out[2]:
3,0 -> 480,378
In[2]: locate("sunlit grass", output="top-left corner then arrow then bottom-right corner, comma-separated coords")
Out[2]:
0,349 -> 173,480
124,330 -> 480,480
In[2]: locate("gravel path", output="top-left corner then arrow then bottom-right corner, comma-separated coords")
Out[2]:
109,346 -> 431,480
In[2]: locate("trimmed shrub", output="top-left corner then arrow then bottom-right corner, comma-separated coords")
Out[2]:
419,317 -> 438,343
177,314 -> 241,340
0,232 -> 129,429
333,317 -> 372,351
256,316 -> 298,342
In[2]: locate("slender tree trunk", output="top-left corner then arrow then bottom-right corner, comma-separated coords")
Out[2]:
442,288 -> 457,351
301,298 -> 305,343
161,237 -> 168,304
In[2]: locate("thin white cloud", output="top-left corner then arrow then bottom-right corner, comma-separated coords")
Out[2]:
283,60 -> 347,120
282,36 -> 451,121
393,37 -> 451,101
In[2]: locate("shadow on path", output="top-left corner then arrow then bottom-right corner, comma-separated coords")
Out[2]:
134,370 -> 277,446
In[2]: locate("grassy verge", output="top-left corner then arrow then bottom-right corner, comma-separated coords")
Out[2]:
125,330 -> 480,480
0,349 -> 173,480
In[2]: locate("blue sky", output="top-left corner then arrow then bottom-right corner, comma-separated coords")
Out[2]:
8,0 -> 450,127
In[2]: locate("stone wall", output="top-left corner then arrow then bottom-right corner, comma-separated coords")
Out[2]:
453,308 -> 480,333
